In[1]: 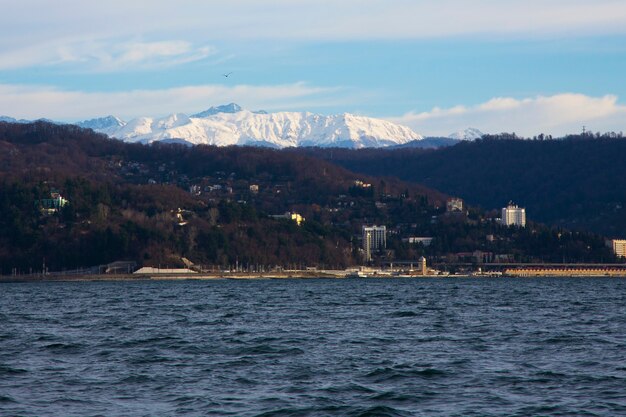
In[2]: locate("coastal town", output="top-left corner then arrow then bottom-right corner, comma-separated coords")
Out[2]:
5,191 -> 626,281
2,122 -> 626,280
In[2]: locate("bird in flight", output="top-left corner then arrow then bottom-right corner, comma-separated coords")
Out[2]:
223,72 -> 233,78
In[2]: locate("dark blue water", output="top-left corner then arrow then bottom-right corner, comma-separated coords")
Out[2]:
1,278 -> 625,417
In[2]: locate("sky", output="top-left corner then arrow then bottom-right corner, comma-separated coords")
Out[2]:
2,0 -> 626,137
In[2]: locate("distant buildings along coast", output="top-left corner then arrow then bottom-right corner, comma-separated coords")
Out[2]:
362,225 -> 387,262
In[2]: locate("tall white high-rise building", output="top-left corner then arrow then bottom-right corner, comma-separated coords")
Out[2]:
501,203 -> 526,227
606,239 -> 626,258
362,225 -> 387,261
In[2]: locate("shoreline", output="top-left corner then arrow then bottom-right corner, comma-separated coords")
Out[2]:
2,272 -> 626,283
0,272 -> 347,283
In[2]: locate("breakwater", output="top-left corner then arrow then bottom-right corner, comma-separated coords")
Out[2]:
504,267 -> 626,277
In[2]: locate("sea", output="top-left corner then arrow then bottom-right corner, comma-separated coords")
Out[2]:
1,278 -> 625,417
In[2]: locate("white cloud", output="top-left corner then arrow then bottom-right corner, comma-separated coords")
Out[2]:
0,82 -> 345,121
2,1 -> 626,70
0,38 -> 216,71
1,1 -> 625,73
3,1 -> 626,40
391,93 -> 626,137
89,40 -> 216,71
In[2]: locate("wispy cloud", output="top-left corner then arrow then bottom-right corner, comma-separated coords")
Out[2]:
2,1 -> 625,72
0,82 -> 346,121
391,94 -> 626,137
4,0 -> 626,44
0,38 -> 216,71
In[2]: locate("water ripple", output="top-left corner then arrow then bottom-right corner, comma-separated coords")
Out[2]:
0,278 -> 625,416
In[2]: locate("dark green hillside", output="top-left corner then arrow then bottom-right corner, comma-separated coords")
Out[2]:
300,136 -> 626,237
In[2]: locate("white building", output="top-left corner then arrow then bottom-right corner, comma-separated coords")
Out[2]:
501,203 -> 526,227
403,237 -> 433,246
446,197 -> 464,213
606,239 -> 626,258
418,256 -> 427,275
133,267 -> 197,274
362,225 -> 387,261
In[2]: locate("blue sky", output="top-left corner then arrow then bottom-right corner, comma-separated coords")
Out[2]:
2,0 -> 626,137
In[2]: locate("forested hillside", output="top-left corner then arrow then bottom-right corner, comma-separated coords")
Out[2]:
301,135 -> 626,237
0,122 -> 444,274
0,123 -> 617,274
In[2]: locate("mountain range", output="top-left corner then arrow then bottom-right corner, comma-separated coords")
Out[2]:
76,104 -> 424,149
2,105 -> 483,149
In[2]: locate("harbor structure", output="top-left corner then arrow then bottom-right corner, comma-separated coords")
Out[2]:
418,256 -> 427,275
134,267 -> 197,275
505,267 -> 626,277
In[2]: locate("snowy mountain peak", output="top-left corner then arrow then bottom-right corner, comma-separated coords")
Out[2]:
71,106 -> 425,149
449,128 -> 484,141
156,113 -> 191,129
192,103 -> 243,118
77,115 -> 126,132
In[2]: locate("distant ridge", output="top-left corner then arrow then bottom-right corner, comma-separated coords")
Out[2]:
191,103 -> 243,118
77,115 -> 126,135
0,116 -> 56,124
393,137 -> 461,149
448,128 -> 484,141
2,109 -> 482,149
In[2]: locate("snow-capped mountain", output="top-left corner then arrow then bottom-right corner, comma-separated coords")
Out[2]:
448,128 -> 484,141
79,104 -> 423,149
77,115 -> 126,136
191,103 -> 243,118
